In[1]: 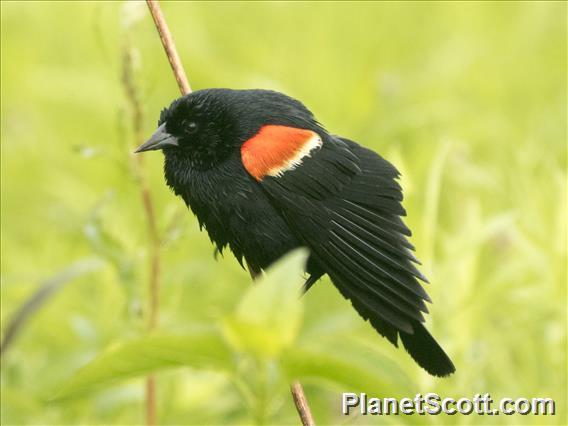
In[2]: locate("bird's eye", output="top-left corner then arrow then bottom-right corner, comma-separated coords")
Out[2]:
183,120 -> 198,134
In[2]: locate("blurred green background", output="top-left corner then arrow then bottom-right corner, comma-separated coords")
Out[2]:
1,1 -> 566,425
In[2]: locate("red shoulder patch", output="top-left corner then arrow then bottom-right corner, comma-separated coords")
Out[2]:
241,125 -> 322,181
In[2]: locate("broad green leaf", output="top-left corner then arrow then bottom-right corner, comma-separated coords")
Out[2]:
55,330 -> 231,400
280,345 -> 403,396
222,249 -> 307,358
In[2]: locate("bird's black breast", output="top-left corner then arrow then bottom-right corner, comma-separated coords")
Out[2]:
163,150 -> 301,271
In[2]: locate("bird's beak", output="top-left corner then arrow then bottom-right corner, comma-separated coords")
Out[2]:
135,123 -> 179,153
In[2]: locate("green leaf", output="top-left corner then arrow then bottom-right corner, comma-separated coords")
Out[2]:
280,344 -> 403,396
222,249 -> 307,359
54,329 -> 232,400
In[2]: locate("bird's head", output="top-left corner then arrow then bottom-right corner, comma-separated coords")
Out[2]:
135,88 -> 323,168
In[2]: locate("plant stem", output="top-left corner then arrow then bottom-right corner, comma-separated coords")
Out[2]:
145,376 -> 157,426
291,381 -> 315,426
121,44 -> 161,426
146,0 -> 191,95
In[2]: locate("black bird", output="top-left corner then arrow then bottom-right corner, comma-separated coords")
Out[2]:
136,88 -> 455,377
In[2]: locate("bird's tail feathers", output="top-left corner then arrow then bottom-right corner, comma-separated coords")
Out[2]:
399,321 -> 455,377
330,273 -> 455,377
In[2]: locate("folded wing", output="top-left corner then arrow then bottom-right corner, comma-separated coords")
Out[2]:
241,127 -> 454,376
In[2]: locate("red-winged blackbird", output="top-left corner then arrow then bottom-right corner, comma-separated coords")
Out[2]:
136,88 -> 455,377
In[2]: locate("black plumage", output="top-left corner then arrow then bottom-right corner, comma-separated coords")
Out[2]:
136,88 -> 455,377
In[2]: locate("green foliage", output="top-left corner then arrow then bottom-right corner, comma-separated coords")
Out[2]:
1,1 -> 566,425
222,251 -> 304,359
54,330 -> 232,400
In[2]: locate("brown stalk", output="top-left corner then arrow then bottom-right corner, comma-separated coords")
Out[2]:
291,381 -> 316,426
121,44 -> 161,426
146,0 -> 191,95
144,1 -> 315,425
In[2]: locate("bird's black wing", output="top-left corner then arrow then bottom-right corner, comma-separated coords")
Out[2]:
245,133 -> 454,376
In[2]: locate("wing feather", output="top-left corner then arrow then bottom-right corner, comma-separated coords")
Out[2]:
321,240 -> 428,316
252,133 -> 432,333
